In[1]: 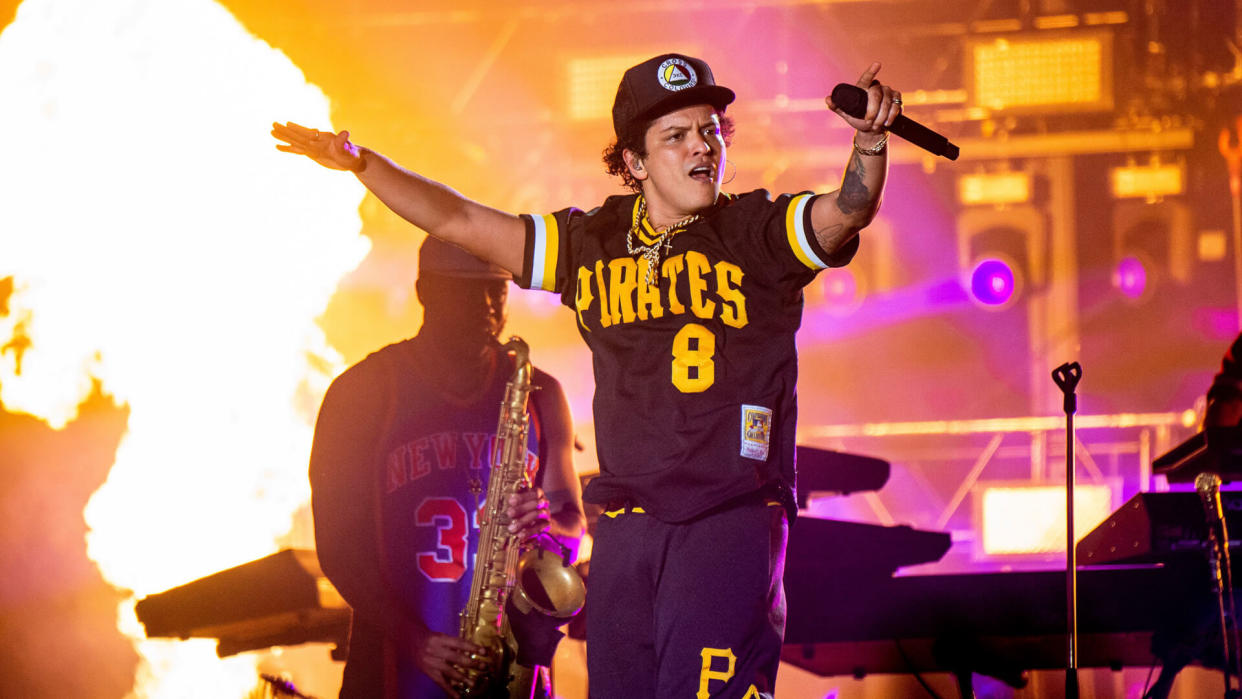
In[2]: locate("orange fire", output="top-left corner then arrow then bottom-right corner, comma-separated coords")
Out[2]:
0,0 -> 367,695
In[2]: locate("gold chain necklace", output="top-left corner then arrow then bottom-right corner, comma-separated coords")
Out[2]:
626,196 -> 702,286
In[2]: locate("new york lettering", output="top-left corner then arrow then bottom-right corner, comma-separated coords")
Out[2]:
386,431 -> 539,494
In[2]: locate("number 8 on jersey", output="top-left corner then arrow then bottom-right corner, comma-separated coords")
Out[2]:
672,323 -> 716,393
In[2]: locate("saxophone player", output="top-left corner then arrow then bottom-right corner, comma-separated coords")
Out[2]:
309,236 -> 585,698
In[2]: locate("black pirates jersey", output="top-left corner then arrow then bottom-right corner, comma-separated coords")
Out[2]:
518,190 -> 857,522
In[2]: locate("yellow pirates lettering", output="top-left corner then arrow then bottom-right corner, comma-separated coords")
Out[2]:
715,260 -> 747,329
685,250 -> 716,320
575,267 -> 595,331
697,647 -> 737,699
594,258 -> 613,327
662,254 -> 688,315
636,258 -> 663,321
572,251 -> 747,332
608,257 -> 639,324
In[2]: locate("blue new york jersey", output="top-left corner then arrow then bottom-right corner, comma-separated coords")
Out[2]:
377,341 -> 540,698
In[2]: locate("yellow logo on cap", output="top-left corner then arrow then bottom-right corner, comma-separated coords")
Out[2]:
657,57 -> 698,92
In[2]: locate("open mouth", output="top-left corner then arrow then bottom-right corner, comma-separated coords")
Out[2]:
689,164 -> 715,183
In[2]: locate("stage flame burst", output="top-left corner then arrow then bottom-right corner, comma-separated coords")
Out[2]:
0,0 -> 368,696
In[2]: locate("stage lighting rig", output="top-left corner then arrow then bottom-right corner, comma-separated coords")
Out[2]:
958,171 -> 1032,207
965,29 -> 1115,116
977,482 -> 1114,557
1109,197 -> 1193,304
956,204 -> 1047,310
955,167 -> 1046,310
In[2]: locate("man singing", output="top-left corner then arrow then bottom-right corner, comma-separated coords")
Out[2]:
278,53 -> 899,698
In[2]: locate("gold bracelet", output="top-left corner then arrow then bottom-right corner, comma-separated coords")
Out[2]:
852,132 -> 888,156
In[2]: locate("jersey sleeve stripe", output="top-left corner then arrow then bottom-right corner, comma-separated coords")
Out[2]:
784,193 -> 830,270
527,214 -> 559,292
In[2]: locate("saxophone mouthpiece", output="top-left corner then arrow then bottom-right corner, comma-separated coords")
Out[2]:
502,336 -> 530,363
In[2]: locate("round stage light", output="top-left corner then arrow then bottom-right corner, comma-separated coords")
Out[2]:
970,258 -> 1017,307
822,268 -> 860,306
810,267 -> 864,315
1112,255 -> 1149,299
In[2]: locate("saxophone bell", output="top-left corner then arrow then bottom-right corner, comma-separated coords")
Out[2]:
513,543 -> 586,619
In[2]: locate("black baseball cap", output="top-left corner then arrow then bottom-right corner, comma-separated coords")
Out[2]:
611,53 -> 735,139
418,236 -> 511,280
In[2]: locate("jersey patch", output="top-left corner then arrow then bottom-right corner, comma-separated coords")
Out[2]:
740,405 -> 772,461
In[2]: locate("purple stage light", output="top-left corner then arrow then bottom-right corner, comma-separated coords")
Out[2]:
1196,307 -> 1241,341
821,268 -> 860,307
1113,255 -> 1148,299
970,258 -> 1016,307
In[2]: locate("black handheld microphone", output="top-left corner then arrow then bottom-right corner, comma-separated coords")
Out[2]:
831,83 -> 960,161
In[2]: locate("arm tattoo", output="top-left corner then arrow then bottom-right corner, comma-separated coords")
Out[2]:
836,151 -> 872,215
813,222 -> 845,250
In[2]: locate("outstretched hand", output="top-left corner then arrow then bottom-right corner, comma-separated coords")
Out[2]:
271,121 -> 365,172
824,62 -> 903,138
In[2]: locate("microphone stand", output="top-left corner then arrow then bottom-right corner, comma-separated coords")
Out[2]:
1196,471 -> 1242,699
1052,362 -> 1082,699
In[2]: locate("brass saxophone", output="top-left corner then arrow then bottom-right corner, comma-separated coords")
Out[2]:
457,337 -> 585,698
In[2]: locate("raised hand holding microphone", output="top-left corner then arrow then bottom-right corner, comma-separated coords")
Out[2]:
827,63 -> 960,160
825,62 -> 903,158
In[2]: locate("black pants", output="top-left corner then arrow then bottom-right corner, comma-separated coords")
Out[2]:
585,500 -> 787,698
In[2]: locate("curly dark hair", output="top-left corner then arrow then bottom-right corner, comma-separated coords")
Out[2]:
602,112 -> 735,192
